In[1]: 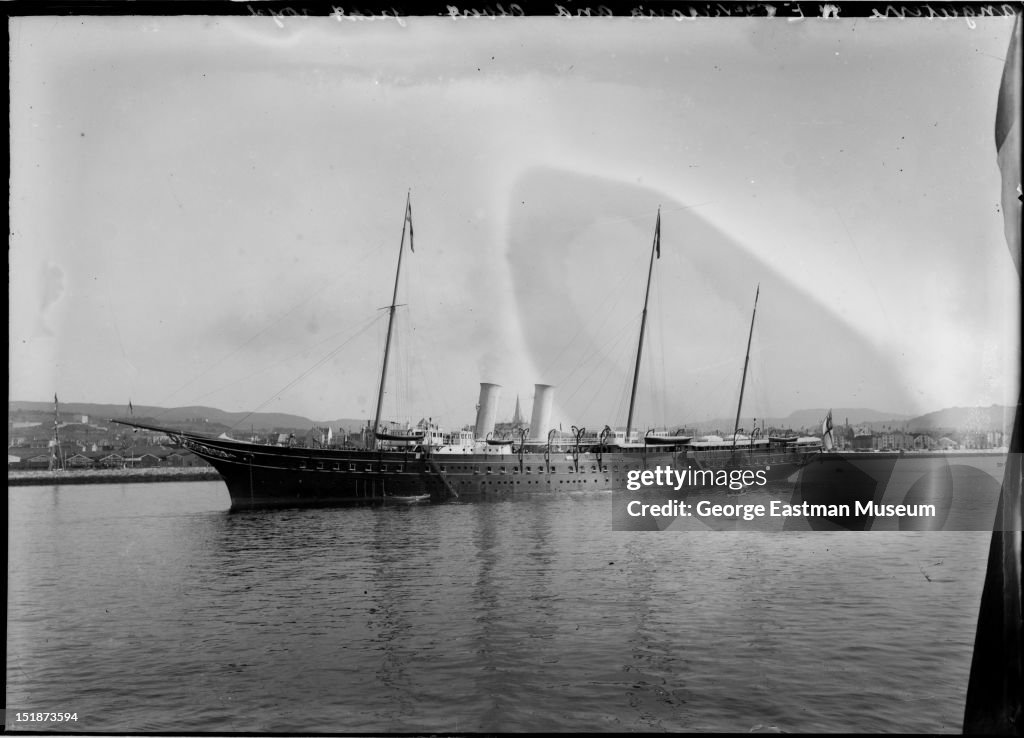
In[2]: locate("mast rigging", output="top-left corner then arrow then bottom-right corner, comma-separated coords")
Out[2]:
372,191 -> 413,448
732,284 -> 760,451
626,208 -> 660,441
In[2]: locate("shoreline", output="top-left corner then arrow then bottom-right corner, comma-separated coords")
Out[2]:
8,467 -> 222,486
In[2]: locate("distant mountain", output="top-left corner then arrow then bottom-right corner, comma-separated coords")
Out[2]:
904,405 -> 1015,433
779,408 -> 912,430
776,406 -> 1014,433
8,401 -> 367,434
11,400 -> 1015,436
684,408 -> 911,433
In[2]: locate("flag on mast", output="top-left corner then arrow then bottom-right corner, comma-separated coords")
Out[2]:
654,208 -> 661,259
406,196 -> 415,253
821,409 -> 834,451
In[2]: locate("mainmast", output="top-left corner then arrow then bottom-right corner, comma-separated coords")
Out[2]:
48,393 -> 63,472
626,208 -> 661,442
372,192 -> 414,448
731,284 -> 760,451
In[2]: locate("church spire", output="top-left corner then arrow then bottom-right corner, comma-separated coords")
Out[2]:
511,395 -> 525,428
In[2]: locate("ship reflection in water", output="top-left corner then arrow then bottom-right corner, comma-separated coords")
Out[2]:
6,480 -> 996,733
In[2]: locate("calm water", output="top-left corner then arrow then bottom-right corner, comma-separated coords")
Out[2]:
7,481 -> 992,732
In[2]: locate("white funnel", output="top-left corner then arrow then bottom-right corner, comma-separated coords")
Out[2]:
529,384 -> 555,442
474,383 -> 502,439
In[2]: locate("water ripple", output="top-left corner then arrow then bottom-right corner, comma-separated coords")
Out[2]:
7,482 -> 990,732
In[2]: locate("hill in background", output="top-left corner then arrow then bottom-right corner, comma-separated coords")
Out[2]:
901,405 -> 1016,433
10,401 -> 1016,436
8,401 -> 366,434
683,406 -> 1015,434
686,407 -> 913,433
779,408 -> 913,429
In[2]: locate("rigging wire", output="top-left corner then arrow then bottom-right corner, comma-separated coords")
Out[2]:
190,312 -> 382,408
537,265 -> 636,381
645,334 -> 658,432
746,329 -> 774,431
403,245 -> 456,429
654,270 -> 668,430
149,276 -> 334,417
615,336 -> 639,430
561,316 -> 642,419
148,242 -> 381,420
231,312 -> 385,430
551,281 -> 645,395
556,313 -> 641,406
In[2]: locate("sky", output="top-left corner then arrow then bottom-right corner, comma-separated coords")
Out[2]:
8,12 -> 1021,433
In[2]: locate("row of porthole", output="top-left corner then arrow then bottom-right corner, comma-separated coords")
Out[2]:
298,462 -> 406,472
441,465 -> 619,474
295,462 -> 634,475
469,478 -> 610,486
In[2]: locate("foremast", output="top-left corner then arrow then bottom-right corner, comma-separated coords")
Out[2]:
625,208 -> 661,442
372,192 -> 414,449
48,393 -> 64,472
731,284 -> 760,451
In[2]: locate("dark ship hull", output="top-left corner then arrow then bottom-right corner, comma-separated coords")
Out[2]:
122,423 -> 813,511
168,427 -> 690,510
110,423 -> 815,509
789,450 -> 1009,531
